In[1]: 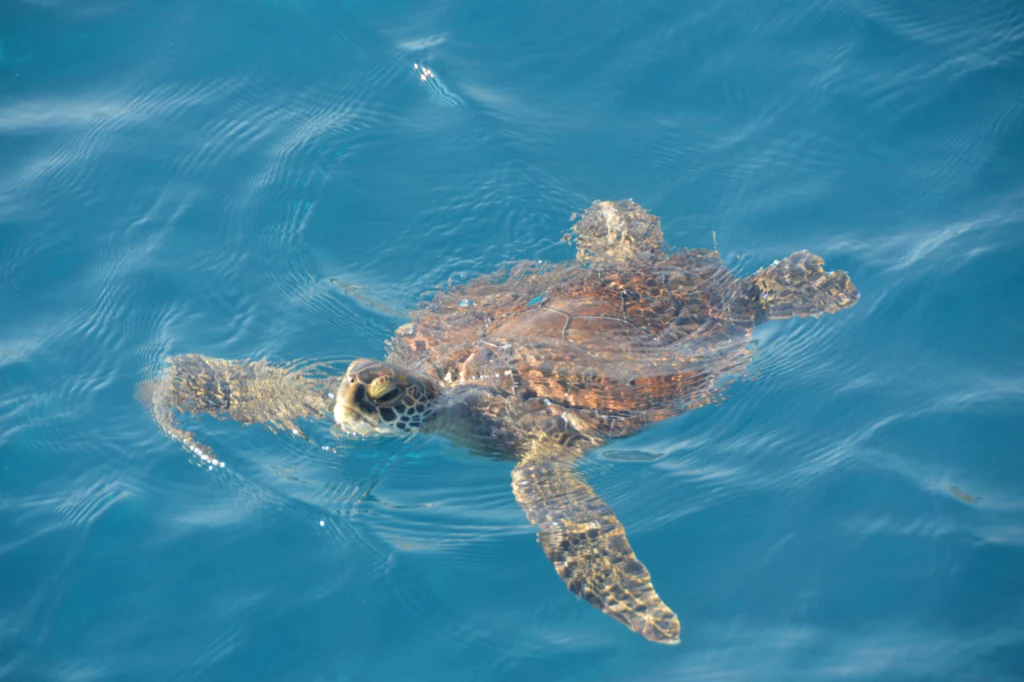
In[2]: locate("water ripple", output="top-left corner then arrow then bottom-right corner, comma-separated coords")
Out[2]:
2,0 -> 1022,679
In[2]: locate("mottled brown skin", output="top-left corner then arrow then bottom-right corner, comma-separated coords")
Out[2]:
139,355 -> 334,466
141,200 -> 859,643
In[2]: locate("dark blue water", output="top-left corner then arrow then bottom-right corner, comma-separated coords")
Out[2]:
2,1 -> 1023,679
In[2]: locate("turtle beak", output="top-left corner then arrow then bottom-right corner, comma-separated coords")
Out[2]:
333,375 -> 378,435
334,399 -> 377,436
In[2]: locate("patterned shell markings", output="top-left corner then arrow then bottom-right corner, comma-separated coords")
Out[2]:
385,201 -> 760,441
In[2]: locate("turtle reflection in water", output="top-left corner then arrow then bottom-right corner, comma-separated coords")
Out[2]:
141,200 -> 859,643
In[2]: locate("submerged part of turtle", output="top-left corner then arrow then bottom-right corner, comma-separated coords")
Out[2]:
141,200 -> 858,643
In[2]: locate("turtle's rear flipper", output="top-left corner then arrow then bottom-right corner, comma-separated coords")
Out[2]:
512,450 -> 680,644
743,250 -> 859,321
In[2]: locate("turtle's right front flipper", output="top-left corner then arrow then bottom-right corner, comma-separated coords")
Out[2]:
139,354 -> 335,465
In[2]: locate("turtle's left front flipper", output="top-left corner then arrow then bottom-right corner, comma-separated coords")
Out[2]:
512,447 -> 680,644
139,354 -> 335,464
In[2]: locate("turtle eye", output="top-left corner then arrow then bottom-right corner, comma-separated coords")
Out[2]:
368,376 -> 402,404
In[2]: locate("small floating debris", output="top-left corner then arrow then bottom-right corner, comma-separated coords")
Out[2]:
319,520 -> 325,527
949,485 -> 980,505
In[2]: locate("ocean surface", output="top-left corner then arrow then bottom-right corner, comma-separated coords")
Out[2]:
2,0 -> 1023,680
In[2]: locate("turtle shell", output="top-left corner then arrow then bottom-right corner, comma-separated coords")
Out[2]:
387,205 -> 759,440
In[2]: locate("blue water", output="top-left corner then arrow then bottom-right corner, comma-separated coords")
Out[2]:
2,0 -> 1023,679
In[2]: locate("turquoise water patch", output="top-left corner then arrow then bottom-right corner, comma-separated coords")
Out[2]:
2,0 -> 1023,680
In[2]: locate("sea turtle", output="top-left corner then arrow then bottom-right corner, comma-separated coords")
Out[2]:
141,200 -> 859,644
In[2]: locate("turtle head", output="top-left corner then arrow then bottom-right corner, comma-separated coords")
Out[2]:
334,359 -> 439,437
